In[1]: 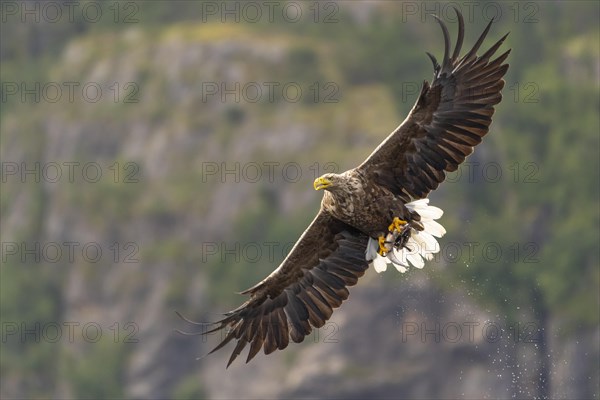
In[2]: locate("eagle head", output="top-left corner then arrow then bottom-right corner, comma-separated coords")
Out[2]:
314,173 -> 340,191
314,172 -> 361,193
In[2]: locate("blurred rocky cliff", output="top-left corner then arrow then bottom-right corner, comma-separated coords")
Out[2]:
1,2 -> 598,399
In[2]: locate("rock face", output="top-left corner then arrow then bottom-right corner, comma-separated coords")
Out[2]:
2,14 -> 598,400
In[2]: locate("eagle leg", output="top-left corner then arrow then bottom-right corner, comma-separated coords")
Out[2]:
388,217 -> 407,233
377,236 -> 388,256
378,217 -> 409,256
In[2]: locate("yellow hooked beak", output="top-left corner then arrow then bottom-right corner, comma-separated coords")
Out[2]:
314,176 -> 331,191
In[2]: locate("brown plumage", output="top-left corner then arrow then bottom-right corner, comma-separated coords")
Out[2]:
186,9 -> 510,367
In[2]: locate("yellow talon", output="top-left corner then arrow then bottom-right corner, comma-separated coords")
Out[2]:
378,236 -> 387,256
388,217 -> 407,232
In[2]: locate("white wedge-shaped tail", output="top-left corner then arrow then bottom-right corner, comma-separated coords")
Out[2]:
366,198 -> 445,273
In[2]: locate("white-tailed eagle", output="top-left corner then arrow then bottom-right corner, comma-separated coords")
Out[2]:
182,9 -> 510,367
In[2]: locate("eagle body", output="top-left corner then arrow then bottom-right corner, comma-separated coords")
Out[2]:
319,170 -> 416,238
181,9 -> 511,367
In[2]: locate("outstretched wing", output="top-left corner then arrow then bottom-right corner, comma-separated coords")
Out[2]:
204,211 -> 369,367
358,9 -> 510,201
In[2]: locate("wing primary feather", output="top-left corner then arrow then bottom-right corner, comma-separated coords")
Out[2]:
479,32 -> 510,62
426,52 -> 440,73
486,49 -> 511,71
275,308 -> 290,350
305,286 -> 334,318
226,336 -> 248,368
298,290 -> 327,327
263,313 -> 278,355
284,291 -> 312,342
432,15 -> 451,69
246,330 -> 264,364
463,18 -> 494,62
203,319 -> 232,335
208,328 -> 237,356
270,312 -> 282,351
451,7 -> 464,61
175,310 -> 209,326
